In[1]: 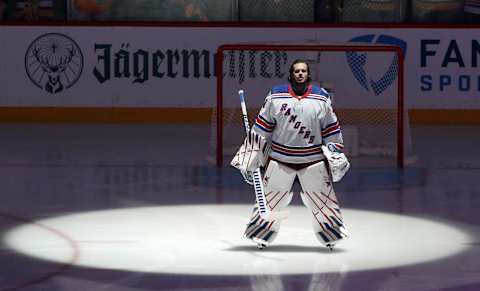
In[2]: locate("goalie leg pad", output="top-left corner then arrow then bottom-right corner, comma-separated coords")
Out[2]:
297,161 -> 349,245
244,160 -> 295,244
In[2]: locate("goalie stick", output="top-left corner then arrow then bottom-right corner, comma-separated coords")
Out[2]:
238,90 -> 289,221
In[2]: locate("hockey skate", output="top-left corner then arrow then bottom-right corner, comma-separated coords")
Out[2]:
326,243 -> 335,251
252,237 -> 269,250
256,242 -> 267,250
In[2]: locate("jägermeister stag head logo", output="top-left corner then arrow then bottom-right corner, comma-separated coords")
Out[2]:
25,33 -> 84,94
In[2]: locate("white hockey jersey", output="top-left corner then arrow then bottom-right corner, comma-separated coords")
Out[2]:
252,83 -> 344,164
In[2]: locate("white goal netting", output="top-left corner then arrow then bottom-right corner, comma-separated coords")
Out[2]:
210,43 -> 413,168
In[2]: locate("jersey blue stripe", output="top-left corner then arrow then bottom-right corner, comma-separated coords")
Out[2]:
271,140 -> 321,150
322,129 -> 341,138
254,123 -> 273,133
258,115 -> 275,126
272,148 -> 323,157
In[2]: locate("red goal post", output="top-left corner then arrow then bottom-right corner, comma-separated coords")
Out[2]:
214,43 -> 406,168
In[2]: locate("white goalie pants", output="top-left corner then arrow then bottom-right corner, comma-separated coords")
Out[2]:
244,160 -> 348,246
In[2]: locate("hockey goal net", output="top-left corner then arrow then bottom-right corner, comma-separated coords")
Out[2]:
211,43 -> 412,168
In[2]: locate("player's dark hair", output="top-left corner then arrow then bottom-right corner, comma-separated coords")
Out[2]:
288,59 -> 311,83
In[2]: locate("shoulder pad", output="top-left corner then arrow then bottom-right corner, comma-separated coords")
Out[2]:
271,84 -> 289,94
311,85 -> 330,98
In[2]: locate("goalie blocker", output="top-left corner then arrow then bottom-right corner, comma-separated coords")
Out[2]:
230,129 -> 270,185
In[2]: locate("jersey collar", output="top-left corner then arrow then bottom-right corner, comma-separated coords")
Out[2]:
288,84 -> 312,100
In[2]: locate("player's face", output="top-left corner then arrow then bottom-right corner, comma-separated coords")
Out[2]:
292,63 -> 309,84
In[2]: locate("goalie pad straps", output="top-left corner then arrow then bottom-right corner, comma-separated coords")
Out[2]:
230,130 -> 270,173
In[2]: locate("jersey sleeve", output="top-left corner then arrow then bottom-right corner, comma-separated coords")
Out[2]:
320,102 -> 344,152
251,91 -> 276,140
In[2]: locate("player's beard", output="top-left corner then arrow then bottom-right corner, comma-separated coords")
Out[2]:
290,81 -> 308,96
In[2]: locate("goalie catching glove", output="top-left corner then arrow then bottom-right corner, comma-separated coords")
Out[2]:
231,130 -> 270,185
322,143 -> 350,182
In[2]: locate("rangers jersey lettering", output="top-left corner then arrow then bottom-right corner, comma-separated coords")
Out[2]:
252,84 -> 344,164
